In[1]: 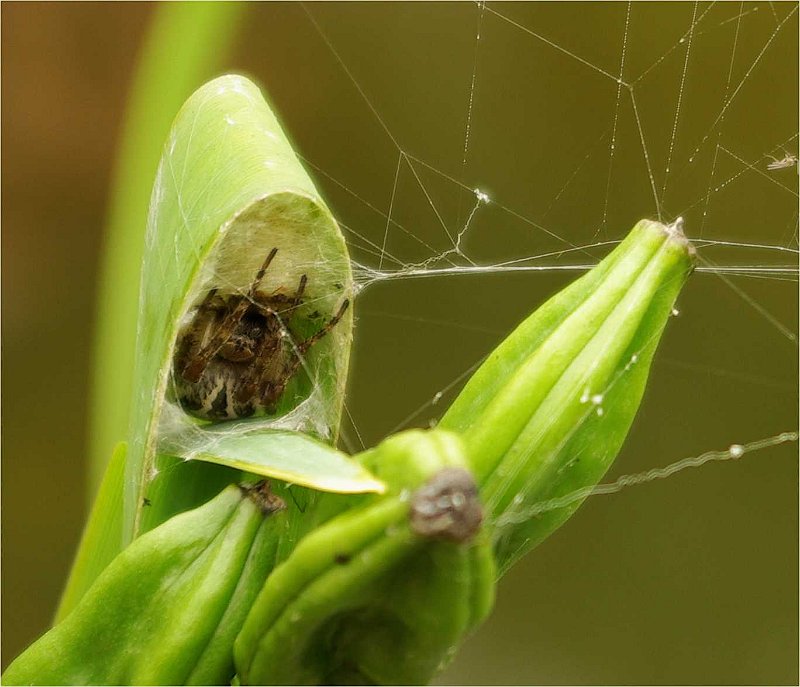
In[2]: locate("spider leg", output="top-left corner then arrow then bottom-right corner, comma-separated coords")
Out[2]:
263,356 -> 301,413
293,274 -> 308,306
296,299 -> 350,355
281,273 -> 308,315
174,288 -> 220,374
259,298 -> 350,412
181,248 -> 279,382
251,247 -> 279,289
181,300 -> 249,382
233,326 -> 281,405
251,273 -> 308,318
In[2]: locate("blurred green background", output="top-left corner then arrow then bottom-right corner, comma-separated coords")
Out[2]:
3,2 -> 797,683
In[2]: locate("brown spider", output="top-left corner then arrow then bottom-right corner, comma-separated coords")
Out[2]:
173,248 -> 349,421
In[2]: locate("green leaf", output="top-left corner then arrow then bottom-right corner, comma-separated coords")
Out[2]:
126,73 -> 354,540
165,429 -> 385,494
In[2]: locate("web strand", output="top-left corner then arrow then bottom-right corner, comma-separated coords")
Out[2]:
660,2 -> 698,207
496,431 -> 798,525
700,0 -> 744,238
288,4 -> 797,521
684,4 -> 798,165
601,2 -> 632,235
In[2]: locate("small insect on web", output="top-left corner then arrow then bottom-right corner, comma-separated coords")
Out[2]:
172,247 -> 350,421
766,152 -> 798,171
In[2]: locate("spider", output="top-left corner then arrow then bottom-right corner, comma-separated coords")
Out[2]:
173,247 -> 349,421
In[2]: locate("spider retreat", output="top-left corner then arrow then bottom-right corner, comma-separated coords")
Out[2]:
173,247 -> 349,421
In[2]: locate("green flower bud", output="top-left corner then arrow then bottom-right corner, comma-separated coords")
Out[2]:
440,219 -> 695,572
235,429 -> 495,685
234,219 -> 693,684
4,483 -> 285,686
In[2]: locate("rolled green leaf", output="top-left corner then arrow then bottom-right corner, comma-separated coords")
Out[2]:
235,430 -> 496,685
126,73 -> 363,541
4,483 -> 285,686
441,219 -> 695,572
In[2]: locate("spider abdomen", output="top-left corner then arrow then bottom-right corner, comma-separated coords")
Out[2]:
174,359 -> 258,420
